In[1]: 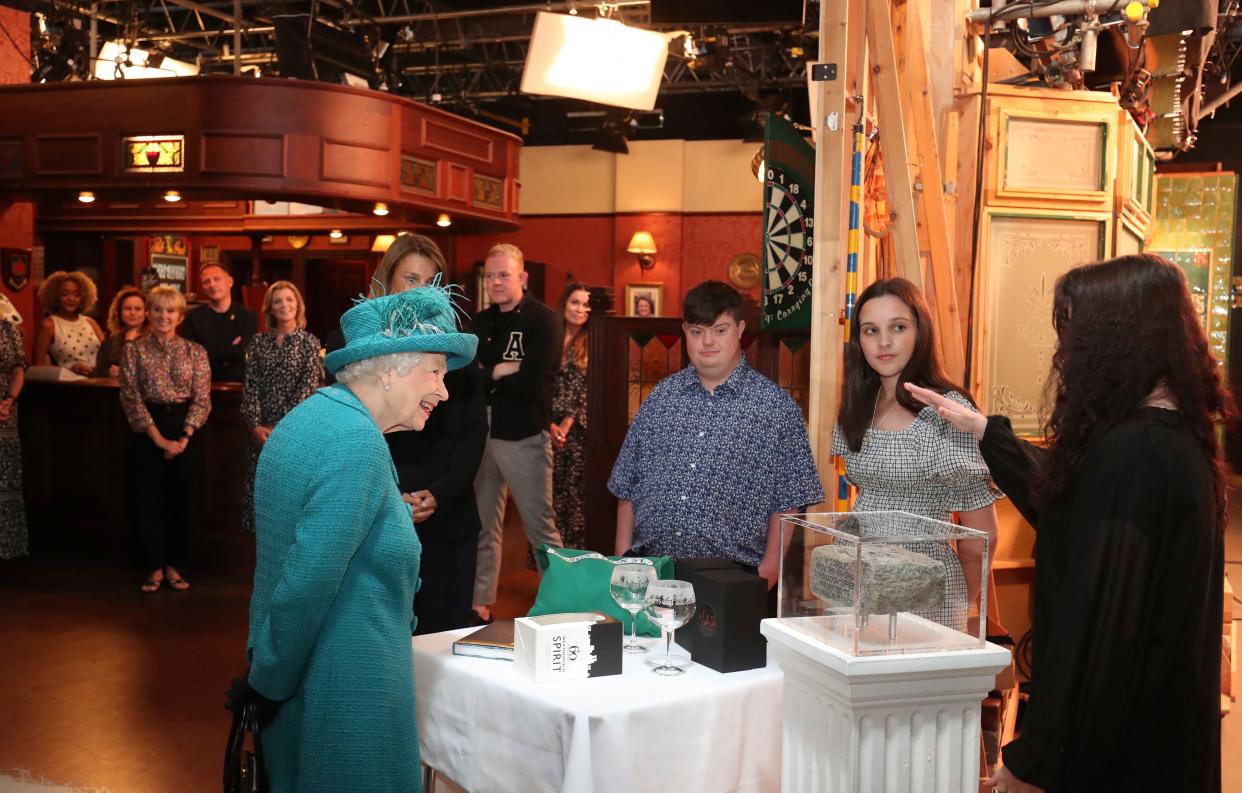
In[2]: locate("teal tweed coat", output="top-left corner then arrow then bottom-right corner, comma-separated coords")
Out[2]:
247,384 -> 423,793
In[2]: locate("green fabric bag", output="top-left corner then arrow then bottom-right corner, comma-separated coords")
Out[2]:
528,545 -> 674,637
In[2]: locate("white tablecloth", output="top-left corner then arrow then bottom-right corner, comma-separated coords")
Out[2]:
411,629 -> 783,793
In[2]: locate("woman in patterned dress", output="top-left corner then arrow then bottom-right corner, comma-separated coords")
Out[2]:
33,271 -> 104,375
549,282 -> 591,549
120,286 -> 212,592
240,281 -> 322,533
93,286 -> 146,377
832,278 -> 1004,634
0,300 -> 28,559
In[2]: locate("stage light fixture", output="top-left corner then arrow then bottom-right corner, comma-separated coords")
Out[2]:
95,41 -> 198,80
522,12 -> 671,110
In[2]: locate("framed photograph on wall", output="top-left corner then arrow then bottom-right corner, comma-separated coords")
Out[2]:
624,282 -> 663,317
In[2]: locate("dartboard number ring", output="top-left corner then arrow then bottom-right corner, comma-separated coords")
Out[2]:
762,167 -> 814,321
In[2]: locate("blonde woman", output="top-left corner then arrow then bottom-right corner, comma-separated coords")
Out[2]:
119,286 -> 211,593
33,271 -> 104,375
94,286 -> 147,377
240,281 -> 322,533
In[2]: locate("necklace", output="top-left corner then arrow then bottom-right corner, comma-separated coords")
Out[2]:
870,388 -> 898,431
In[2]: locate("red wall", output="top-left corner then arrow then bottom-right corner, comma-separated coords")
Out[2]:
0,6 -> 34,353
452,212 -> 762,314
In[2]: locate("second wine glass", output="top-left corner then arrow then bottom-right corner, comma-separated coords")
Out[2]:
609,562 -> 658,653
644,579 -> 696,675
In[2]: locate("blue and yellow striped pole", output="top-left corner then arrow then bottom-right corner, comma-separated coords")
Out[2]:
835,117 -> 865,512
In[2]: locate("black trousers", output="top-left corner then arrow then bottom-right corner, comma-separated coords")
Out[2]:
132,402 -> 197,572
413,532 -> 478,635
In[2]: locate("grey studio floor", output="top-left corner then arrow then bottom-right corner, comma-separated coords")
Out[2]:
1,499 -> 1241,793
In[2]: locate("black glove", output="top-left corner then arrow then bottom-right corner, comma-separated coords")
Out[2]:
225,671 -> 283,730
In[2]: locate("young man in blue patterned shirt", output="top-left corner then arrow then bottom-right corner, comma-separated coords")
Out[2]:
608,280 -> 825,589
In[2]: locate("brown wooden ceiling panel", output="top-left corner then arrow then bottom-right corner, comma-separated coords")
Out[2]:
445,162 -> 470,203
35,134 -> 102,176
201,133 -> 285,178
423,118 -> 494,164
321,138 -> 391,189
0,77 -> 521,233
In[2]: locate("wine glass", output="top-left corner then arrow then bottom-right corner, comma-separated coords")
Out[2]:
610,563 -> 658,653
644,579 -> 697,676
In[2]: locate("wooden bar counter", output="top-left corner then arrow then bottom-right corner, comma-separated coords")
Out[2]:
19,378 -> 254,577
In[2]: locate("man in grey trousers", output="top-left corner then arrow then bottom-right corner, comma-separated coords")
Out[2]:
470,243 -> 563,623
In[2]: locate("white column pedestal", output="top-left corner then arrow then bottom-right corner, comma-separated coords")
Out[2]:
761,618 -> 1011,793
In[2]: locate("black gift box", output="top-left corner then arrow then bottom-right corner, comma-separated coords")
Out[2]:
674,557 -> 738,656
678,565 -> 768,673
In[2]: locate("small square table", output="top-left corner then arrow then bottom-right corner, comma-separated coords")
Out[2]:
411,628 -> 783,793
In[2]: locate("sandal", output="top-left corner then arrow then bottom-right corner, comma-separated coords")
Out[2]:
164,567 -> 190,591
139,573 -> 163,593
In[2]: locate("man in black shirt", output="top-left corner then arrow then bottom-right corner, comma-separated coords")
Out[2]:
471,243 -> 563,624
180,264 -> 258,382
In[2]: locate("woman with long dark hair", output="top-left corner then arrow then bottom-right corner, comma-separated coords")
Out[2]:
910,253 -> 1231,793
832,277 -> 1003,633
550,282 -> 590,548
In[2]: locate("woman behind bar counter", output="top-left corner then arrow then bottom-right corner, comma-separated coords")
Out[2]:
33,270 -> 104,376
93,286 -> 146,377
240,281 -> 322,534
119,286 -> 211,593
241,285 -> 477,793
909,254 -> 1232,793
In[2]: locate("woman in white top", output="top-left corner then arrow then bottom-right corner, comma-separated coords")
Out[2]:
33,271 -> 104,375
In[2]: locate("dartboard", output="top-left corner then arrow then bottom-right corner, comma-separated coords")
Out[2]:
762,165 -> 814,326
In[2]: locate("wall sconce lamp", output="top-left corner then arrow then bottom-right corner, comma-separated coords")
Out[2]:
626,230 -> 657,270
436,213 -> 452,228
373,202 -> 389,216
78,191 -> 96,203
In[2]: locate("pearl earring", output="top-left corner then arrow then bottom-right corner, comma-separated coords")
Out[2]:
382,379 -> 392,392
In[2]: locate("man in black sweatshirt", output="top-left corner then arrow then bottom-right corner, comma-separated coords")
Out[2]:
180,264 -> 257,382
471,243 -> 564,624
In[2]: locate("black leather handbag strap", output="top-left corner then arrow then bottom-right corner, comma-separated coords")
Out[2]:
223,702 -> 268,793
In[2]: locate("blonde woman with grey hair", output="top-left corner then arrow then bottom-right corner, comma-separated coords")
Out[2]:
119,285 -> 211,593
239,281 -> 322,533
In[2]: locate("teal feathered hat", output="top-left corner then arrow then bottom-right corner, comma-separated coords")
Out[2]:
324,282 -> 477,376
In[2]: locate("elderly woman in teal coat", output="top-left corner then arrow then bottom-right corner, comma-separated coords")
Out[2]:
243,284 -> 476,793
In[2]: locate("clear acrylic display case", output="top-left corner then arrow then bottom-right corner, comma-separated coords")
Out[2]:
777,511 -> 989,655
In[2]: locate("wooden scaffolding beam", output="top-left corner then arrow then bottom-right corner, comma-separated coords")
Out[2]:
806,0 -> 860,484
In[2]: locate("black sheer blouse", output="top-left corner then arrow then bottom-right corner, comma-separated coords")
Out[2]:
980,408 -> 1221,793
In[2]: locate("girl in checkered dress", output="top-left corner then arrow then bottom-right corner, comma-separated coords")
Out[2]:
832,278 -> 1005,635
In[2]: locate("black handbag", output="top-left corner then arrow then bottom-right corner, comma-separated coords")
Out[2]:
223,701 -> 268,793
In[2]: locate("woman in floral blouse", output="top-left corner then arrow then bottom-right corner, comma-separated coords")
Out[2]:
0,299 -> 28,560
240,281 -> 322,533
119,285 -> 211,593
549,282 -> 591,549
